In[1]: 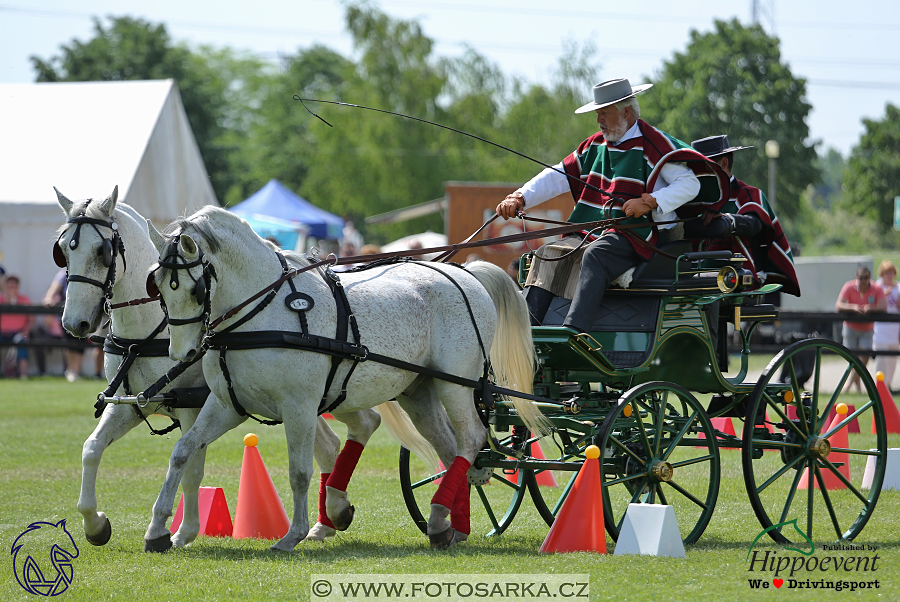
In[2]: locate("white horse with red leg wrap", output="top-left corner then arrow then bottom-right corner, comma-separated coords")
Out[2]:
55,190 -> 428,550
144,206 -> 544,551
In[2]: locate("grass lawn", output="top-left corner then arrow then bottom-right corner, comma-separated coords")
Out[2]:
1,377 -> 899,601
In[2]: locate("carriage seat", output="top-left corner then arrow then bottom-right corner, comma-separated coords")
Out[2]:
538,240 -> 722,368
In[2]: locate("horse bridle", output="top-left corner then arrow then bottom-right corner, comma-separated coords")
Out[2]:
146,235 -> 216,327
53,213 -> 126,306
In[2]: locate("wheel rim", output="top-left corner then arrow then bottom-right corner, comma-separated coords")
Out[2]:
742,339 -> 888,544
598,382 -> 721,545
398,439 -> 532,537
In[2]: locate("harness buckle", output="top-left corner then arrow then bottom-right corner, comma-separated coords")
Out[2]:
351,345 -> 369,361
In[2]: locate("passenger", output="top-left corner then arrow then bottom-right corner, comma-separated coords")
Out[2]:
686,134 -> 800,297
495,78 -> 728,332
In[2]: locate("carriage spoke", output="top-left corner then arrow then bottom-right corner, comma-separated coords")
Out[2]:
818,369 -> 853,430
811,347 -> 822,420
766,396 -> 806,439
490,473 -> 518,488
775,459 -> 807,527
787,359 -> 809,434
819,458 -> 869,504
410,474 -> 443,489
604,472 -> 651,488
756,452 -> 807,495
609,434 -> 647,466
661,410 -> 700,461
476,485 -> 500,531
664,479 -> 706,509
634,401 -> 655,458
669,454 -> 714,469
806,464 -> 815,539
655,390 -> 668,456
813,466 -> 844,540
655,483 -> 669,506
822,400 -> 874,439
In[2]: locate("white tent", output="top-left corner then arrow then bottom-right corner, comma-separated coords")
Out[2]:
0,80 -> 217,300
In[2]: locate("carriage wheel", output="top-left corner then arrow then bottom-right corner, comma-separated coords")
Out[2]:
399,442 -> 532,537
742,339 -> 887,544
597,382 -> 721,545
527,436 -> 587,528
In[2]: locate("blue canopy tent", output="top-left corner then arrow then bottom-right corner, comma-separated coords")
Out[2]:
239,214 -> 308,251
230,179 -> 344,241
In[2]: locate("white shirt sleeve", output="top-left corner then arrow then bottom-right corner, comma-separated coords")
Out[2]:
652,161 -> 701,214
516,163 -> 569,208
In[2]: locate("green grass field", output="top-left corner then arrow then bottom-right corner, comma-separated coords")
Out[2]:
2,377 -> 899,602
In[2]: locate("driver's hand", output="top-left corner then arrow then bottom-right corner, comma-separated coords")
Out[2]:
496,192 -> 525,220
623,193 -> 658,218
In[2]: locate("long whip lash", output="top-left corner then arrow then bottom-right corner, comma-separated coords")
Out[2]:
294,96 -> 623,203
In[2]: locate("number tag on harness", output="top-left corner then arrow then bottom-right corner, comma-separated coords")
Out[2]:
285,292 -> 315,313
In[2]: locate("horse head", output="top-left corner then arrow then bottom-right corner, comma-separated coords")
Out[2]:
148,220 -> 209,362
54,186 -> 120,337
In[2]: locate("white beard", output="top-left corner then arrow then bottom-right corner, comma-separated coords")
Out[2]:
601,118 -> 628,144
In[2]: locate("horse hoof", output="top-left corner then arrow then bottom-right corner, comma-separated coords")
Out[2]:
332,504 -> 355,532
85,516 -> 112,546
429,527 -> 456,549
144,533 -> 173,553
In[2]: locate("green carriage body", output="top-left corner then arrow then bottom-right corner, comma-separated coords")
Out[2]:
400,245 -> 889,547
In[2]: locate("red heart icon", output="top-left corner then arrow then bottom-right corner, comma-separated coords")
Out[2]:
773,579 -> 783,588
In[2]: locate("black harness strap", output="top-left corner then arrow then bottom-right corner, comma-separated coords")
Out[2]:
92,317 -> 182,435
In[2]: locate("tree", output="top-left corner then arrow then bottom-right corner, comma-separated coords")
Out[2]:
841,103 -> 900,234
642,19 -> 818,220
30,16 -> 265,203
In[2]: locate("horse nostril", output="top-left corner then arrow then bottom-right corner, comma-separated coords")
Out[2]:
78,321 -> 91,333
185,349 -> 196,361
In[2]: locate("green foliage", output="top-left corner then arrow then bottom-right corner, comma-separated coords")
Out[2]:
643,19 -> 818,220
841,103 -> 900,235
30,16 -> 268,204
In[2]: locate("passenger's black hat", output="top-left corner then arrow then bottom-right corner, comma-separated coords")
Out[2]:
690,135 -> 753,158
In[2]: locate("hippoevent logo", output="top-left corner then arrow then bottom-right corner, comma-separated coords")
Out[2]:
11,520 -> 79,596
746,519 -> 880,592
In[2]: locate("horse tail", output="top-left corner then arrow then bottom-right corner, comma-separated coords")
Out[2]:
374,401 -> 439,473
464,261 -> 550,437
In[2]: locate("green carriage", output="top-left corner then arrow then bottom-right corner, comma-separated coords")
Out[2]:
400,242 -> 890,547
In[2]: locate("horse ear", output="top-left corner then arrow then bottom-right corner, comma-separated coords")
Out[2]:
179,234 -> 200,258
54,187 -> 74,216
99,185 -> 119,218
147,219 -> 166,251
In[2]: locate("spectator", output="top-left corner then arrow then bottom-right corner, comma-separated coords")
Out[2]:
836,266 -> 886,393
874,260 -> 900,391
43,268 -> 84,382
507,259 -> 521,284
360,244 -> 381,256
0,275 -> 34,378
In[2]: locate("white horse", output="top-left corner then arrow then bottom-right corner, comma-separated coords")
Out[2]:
144,206 -> 543,551
55,190 -> 427,550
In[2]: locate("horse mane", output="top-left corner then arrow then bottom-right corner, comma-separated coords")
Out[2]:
157,206 -> 312,281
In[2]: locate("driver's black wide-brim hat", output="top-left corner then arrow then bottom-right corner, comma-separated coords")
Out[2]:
574,78 -> 653,114
690,135 -> 753,158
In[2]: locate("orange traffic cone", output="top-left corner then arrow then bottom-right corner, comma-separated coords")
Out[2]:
232,433 -> 291,539
873,372 -> 900,434
697,417 -> 736,448
798,404 -> 850,490
170,486 -> 233,537
539,445 -> 605,554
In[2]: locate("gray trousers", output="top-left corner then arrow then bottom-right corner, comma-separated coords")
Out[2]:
525,231 -> 640,331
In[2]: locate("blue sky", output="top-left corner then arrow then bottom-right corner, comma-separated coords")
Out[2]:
2,0 -> 897,157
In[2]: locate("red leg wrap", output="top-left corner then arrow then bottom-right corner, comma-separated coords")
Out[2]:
326,439 -> 364,492
317,473 -> 335,528
450,481 -> 471,535
431,456 -> 471,510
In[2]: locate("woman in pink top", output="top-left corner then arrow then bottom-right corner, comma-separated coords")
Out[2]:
836,266 -> 886,393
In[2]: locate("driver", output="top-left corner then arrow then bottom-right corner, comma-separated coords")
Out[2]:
495,78 -> 728,332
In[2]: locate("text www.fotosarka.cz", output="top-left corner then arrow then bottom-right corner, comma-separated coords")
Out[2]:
311,574 -> 590,601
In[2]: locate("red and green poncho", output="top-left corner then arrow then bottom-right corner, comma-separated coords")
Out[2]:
698,179 -> 801,297
562,120 -> 730,259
